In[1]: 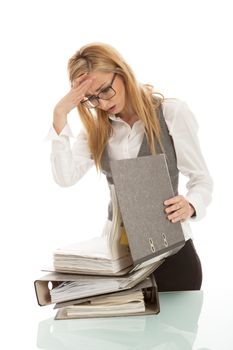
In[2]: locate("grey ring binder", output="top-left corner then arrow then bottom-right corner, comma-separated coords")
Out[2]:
109,154 -> 185,269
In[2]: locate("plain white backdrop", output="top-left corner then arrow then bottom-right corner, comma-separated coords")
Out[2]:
0,0 -> 232,349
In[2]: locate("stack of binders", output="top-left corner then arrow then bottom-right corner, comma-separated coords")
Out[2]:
34,154 -> 185,319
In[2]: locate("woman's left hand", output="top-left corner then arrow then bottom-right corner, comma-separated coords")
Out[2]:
164,195 -> 195,223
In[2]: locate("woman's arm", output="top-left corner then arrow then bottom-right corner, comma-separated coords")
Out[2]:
162,98 -> 213,222
47,124 -> 94,187
47,74 -> 95,186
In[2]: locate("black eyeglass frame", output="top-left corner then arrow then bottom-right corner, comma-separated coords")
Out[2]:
81,73 -> 117,109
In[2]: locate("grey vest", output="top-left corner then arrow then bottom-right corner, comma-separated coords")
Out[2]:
101,105 -> 179,221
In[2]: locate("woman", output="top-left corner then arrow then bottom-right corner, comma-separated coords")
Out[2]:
47,42 -> 213,291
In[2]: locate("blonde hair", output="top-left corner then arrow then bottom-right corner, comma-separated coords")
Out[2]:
68,42 -> 164,170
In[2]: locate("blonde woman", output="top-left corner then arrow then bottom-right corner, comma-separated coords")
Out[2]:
47,43 -> 213,291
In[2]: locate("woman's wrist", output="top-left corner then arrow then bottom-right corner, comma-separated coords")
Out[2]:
189,203 -> 196,218
53,109 -> 67,135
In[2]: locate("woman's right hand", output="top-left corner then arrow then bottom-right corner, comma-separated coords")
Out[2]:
53,74 -> 93,134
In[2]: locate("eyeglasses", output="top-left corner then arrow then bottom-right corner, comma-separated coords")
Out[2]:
81,73 -> 117,109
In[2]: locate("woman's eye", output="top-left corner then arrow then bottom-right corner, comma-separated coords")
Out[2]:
101,86 -> 111,94
89,96 -> 97,102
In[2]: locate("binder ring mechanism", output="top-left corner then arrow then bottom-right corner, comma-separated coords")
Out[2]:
149,238 -> 155,253
149,233 -> 169,253
162,233 -> 168,247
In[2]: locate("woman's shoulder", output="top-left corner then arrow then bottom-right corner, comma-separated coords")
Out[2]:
161,98 -> 192,120
161,97 -> 188,113
160,97 -> 198,131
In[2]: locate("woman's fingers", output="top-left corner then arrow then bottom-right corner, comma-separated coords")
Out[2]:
72,74 -> 95,89
54,74 -> 95,117
72,73 -> 88,88
164,195 -> 193,222
165,202 -> 182,214
164,195 -> 184,213
164,195 -> 182,207
167,208 -> 187,222
76,79 -> 93,97
72,77 -> 95,104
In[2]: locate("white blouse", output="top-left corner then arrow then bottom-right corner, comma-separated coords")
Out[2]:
46,98 -> 213,240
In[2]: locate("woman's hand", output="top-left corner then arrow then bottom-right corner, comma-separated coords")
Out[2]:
164,195 -> 196,223
53,74 -> 93,134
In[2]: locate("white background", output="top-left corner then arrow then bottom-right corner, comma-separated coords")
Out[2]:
0,0 -> 232,349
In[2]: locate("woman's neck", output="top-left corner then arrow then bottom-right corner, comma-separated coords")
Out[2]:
117,105 -> 139,127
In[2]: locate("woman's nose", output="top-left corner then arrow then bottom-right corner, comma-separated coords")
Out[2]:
98,99 -> 111,110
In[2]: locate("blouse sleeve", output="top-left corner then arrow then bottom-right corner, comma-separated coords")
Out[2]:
162,99 -> 213,222
47,124 -> 94,186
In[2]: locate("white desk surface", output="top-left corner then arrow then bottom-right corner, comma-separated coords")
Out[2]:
36,290 -> 233,349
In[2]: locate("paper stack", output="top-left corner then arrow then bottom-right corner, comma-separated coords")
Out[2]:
34,154 -> 185,319
52,184 -> 133,276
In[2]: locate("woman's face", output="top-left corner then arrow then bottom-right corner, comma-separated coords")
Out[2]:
84,71 -> 126,115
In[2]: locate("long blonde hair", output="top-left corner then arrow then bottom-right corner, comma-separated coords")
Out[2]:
68,43 -> 164,170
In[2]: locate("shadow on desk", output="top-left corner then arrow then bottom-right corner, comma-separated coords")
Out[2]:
37,291 -> 204,350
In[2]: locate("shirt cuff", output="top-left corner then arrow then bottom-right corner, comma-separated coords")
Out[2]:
44,124 -> 74,142
185,193 -> 206,222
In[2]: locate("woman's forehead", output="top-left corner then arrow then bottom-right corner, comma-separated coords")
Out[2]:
86,71 -> 112,94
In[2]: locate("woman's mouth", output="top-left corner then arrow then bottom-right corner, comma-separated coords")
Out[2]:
107,105 -> 116,113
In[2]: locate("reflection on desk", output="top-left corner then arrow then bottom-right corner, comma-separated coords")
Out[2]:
37,291 -> 203,350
